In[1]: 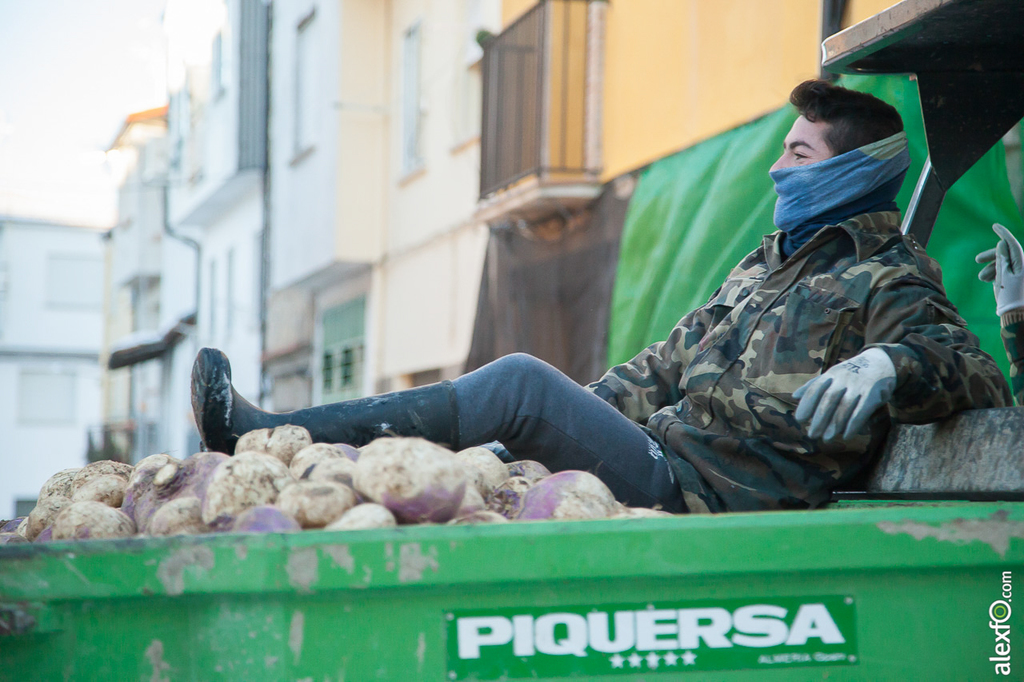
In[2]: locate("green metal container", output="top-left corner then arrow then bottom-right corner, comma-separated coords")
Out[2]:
2,502 -> 1021,681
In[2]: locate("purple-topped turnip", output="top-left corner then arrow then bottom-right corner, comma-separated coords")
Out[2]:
517,470 -> 619,521
0,532 -> 27,545
353,437 -> 468,524
0,517 -> 25,533
505,460 -> 551,483
230,505 -> 301,533
486,476 -> 534,519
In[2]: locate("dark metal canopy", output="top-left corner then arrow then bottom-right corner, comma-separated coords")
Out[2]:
822,0 -> 1024,246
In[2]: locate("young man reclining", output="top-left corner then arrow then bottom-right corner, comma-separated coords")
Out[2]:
192,80 -> 1011,514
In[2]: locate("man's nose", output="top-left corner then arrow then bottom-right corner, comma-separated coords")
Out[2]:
770,155 -> 785,173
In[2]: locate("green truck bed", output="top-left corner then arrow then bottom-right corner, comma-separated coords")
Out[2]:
2,501 -> 1021,681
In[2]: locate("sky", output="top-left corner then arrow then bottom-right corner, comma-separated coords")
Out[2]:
0,0 -> 168,228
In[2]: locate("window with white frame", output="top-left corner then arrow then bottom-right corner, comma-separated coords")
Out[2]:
294,10 -> 318,157
402,21 -> 423,173
18,369 -> 76,425
46,254 -> 102,310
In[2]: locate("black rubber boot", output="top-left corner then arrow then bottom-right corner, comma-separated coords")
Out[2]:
190,348 -> 461,454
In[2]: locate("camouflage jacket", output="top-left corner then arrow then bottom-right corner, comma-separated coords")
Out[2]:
1000,311 -> 1024,404
589,212 -> 1011,513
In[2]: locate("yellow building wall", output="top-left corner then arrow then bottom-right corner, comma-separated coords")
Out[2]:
498,0 -> 901,181
602,0 -> 825,180
502,0 -> 537,26
846,0 -> 901,24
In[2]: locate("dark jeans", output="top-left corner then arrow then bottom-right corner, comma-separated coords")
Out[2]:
453,353 -> 685,513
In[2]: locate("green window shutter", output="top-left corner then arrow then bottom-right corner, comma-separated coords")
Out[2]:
321,297 -> 366,403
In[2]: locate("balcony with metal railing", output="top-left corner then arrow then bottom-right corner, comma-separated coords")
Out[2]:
477,0 -> 604,224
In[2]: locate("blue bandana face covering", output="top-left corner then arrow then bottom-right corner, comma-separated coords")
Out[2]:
769,131 -> 911,257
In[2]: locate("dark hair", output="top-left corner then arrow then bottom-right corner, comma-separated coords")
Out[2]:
789,79 -> 903,155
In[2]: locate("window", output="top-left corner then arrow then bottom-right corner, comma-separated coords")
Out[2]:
253,231 -> 263,329
208,259 -> 217,340
46,254 -> 102,309
402,21 -> 423,173
211,31 -> 227,98
294,10 -> 318,157
226,248 -> 235,336
320,297 -> 366,402
18,369 -> 76,425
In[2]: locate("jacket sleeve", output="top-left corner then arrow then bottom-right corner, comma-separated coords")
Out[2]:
862,275 -> 1012,422
587,299 -> 715,424
999,310 -> 1024,405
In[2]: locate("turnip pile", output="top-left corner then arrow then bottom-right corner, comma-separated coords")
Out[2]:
2,427 -> 680,545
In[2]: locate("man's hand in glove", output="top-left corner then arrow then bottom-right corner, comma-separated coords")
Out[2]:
792,347 -> 897,442
976,223 -> 1024,316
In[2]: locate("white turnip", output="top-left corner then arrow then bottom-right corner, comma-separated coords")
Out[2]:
289,443 -> 343,479
37,468 -> 81,501
51,501 -> 136,540
304,457 -> 357,487
456,447 -> 509,496
236,425 -> 312,465
69,460 -> 133,495
201,452 -> 293,525
147,497 -> 207,536
71,474 -> 127,507
324,503 -> 396,531
26,495 -> 70,541
449,510 -> 509,525
275,481 -> 357,528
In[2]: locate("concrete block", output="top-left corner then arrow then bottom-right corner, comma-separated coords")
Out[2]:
866,407 -> 1024,492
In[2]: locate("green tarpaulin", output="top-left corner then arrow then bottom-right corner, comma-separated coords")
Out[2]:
608,75 -> 1024,387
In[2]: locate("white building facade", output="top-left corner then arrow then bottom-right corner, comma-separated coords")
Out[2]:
165,0 -> 269,414
0,217 -> 105,518
265,0 -> 500,413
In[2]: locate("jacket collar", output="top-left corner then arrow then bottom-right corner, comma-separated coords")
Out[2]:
764,210 -> 903,269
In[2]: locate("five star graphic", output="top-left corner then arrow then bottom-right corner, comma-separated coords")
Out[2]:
608,650 -> 698,670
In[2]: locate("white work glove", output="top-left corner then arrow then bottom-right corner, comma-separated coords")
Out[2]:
976,223 -> 1024,316
792,347 -> 897,442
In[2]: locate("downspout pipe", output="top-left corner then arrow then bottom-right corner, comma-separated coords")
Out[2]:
258,0 -> 273,408
161,182 -> 201,325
